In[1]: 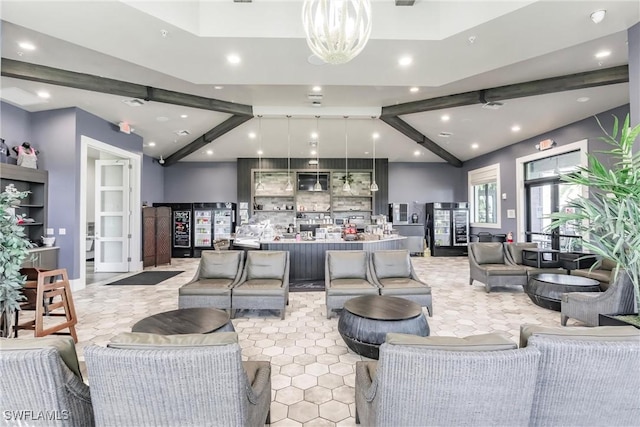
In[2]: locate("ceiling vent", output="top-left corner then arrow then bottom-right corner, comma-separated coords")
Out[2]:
174,130 -> 191,136
308,93 -> 323,101
438,131 -> 453,138
122,98 -> 145,107
311,101 -> 322,107
482,101 -> 504,110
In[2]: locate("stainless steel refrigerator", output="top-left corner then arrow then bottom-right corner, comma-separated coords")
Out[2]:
425,202 -> 469,256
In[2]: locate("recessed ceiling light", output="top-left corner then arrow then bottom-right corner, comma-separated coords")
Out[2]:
310,132 -> 319,140
311,150 -> 317,155
511,125 -> 521,132
441,114 -> 450,122
248,132 -> 256,139
595,50 -> 611,59
312,86 -> 322,92
577,97 -> 590,103
372,132 -> 380,139
206,150 -> 213,155
36,91 -> 50,99
227,54 -> 241,64
214,86 -> 224,90
180,114 -> 188,118
148,142 -> 156,147
409,87 -> 419,93
398,56 -> 413,67
413,150 -> 421,156
364,151 -> 369,155
257,150 -> 263,155
156,116 -> 169,122
18,42 -> 36,51
468,36 -> 477,44
471,143 -> 479,149
590,9 -> 606,24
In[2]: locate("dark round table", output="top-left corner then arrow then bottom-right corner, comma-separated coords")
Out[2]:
132,307 -> 234,334
338,295 -> 429,359
525,273 -> 601,311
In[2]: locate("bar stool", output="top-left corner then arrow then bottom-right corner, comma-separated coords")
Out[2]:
14,268 -> 78,343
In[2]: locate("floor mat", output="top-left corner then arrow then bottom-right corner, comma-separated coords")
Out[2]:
105,271 -> 184,285
289,281 -> 325,292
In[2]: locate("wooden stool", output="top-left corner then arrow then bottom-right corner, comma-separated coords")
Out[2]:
15,268 -> 78,343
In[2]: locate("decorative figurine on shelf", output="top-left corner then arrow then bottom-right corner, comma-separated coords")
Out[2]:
0,138 -> 10,164
12,142 -> 39,169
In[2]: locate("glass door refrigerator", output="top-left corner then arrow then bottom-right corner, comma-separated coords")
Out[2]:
153,203 -> 193,258
426,202 -> 469,256
213,202 -> 236,240
193,203 -> 214,257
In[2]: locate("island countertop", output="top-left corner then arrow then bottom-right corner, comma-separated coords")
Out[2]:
261,236 -> 407,282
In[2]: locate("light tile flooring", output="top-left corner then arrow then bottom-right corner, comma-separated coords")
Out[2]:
22,255 -> 584,426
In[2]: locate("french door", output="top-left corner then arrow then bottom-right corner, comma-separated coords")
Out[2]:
94,159 -> 131,272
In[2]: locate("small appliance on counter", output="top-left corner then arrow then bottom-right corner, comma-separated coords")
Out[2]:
388,203 -> 408,224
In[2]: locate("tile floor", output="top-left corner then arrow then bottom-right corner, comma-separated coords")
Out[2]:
21,255 -> 584,426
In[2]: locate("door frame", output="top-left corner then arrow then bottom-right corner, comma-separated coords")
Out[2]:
515,139 -> 588,243
78,135 -> 142,289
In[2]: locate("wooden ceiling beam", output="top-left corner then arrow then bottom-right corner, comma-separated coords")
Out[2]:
163,115 -> 253,166
380,115 -> 462,167
1,58 -> 253,116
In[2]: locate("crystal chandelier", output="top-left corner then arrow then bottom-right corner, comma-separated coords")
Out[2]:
302,0 -> 373,65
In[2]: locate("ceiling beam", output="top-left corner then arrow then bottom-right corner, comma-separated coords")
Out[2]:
1,58 -> 253,116
380,115 -> 462,167
163,114 -> 253,166
381,65 -> 629,117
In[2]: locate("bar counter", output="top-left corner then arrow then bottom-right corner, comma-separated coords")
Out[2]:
261,236 -> 407,282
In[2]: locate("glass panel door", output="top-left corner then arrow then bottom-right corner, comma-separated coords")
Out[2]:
433,209 -> 451,247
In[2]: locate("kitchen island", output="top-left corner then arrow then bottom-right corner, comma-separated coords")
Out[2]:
261,236 -> 407,282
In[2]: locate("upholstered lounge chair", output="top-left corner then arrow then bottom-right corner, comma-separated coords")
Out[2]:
468,242 -> 528,292
179,250 -> 245,311
561,269 -> 636,326
325,250 -> 379,319
231,250 -> 290,319
0,337 -> 94,427
369,250 -> 433,316
85,332 -> 271,427
504,242 -> 567,277
571,257 -> 617,289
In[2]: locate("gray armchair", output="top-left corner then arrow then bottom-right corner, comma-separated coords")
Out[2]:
571,257 -> 617,289
0,337 -> 94,427
85,332 -> 271,427
561,269 -> 636,326
325,250 -> 380,319
179,250 -> 245,311
468,242 -> 528,292
368,250 -> 432,316
231,250 -> 290,319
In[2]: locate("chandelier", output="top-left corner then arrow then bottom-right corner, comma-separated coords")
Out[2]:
302,0 -> 372,65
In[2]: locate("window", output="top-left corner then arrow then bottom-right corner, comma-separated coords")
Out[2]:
469,163 -> 501,228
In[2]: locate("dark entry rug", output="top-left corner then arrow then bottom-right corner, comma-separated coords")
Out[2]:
105,271 -> 184,286
289,281 -> 325,292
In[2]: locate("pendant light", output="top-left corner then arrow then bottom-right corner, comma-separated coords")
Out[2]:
313,115 -> 323,191
342,116 -> 351,192
255,115 -> 265,191
285,115 -> 293,192
370,117 -> 379,192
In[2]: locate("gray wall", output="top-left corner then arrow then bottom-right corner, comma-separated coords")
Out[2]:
142,155 -> 165,205
461,104 -> 630,236
388,162 -> 465,222
629,23 -> 639,128
163,162 -> 237,202
1,101 -> 32,165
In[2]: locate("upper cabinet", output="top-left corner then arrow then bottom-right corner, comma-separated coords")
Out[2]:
0,163 -> 48,244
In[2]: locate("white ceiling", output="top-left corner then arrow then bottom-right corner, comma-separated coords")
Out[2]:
1,1 -> 638,163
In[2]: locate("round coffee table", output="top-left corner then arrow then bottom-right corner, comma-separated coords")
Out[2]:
338,295 -> 429,359
132,307 -> 234,334
525,273 -> 601,311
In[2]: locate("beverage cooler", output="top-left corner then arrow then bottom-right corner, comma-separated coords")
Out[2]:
425,202 -> 469,257
193,202 -> 236,257
153,203 -> 193,258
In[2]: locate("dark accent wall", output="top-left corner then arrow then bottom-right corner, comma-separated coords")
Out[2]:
237,158 -> 389,215
388,162 -> 465,222
629,23 -> 640,128
142,155 -> 165,205
1,101 -> 31,165
462,104 -> 630,236
164,161 -> 237,202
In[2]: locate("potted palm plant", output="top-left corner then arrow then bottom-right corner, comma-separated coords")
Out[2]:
549,114 -> 640,327
0,184 -> 31,337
